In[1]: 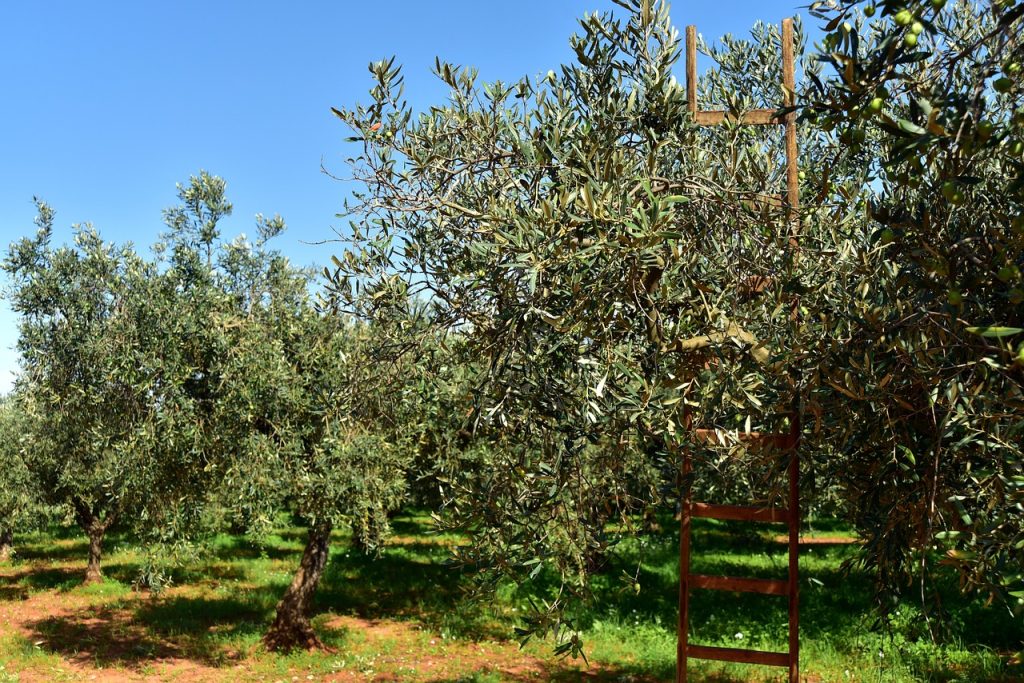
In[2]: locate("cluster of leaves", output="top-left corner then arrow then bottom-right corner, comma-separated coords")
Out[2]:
0,397 -> 38,553
326,0 -> 1022,644
804,0 -> 1024,617
2,172 -> 434,649
325,0 -> 862,646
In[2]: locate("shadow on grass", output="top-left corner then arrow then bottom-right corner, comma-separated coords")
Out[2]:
27,604 -> 187,665
7,513 -> 1021,681
11,539 -> 90,563
0,566 -> 83,592
316,542 -> 507,641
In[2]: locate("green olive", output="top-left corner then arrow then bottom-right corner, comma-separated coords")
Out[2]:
894,9 -> 913,25
864,4 -> 876,16
910,21 -> 924,35
997,265 -> 1020,282
994,77 -> 1014,93
868,97 -> 885,114
904,33 -> 919,48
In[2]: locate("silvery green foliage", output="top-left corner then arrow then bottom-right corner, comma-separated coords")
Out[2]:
0,396 -> 39,551
325,0 -> 872,646
2,200 -> 215,566
327,0 -> 1023,638
805,0 -> 1024,618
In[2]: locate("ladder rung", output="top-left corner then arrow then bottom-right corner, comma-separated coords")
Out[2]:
689,574 -> 789,595
690,502 -> 789,524
694,429 -> 794,450
694,109 -> 783,126
688,644 -> 790,667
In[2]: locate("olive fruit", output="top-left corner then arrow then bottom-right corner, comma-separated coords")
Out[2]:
904,33 -> 919,48
998,265 -> 1021,282
894,9 -> 913,25
994,77 -> 1014,93
864,4 -> 876,16
941,180 -> 965,205
910,21 -> 924,35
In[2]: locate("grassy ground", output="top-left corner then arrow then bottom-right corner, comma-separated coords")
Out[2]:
0,513 -> 1020,682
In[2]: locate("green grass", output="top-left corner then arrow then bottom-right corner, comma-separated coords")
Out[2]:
0,513 -> 1020,681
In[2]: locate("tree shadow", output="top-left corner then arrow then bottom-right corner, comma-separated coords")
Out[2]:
27,604 -> 187,666
209,535 -> 301,561
11,539 -> 89,562
316,542 -> 506,640
0,565 -> 83,592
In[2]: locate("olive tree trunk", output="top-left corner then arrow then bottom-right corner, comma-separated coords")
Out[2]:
85,523 -> 105,583
73,500 -> 111,584
263,521 -> 333,651
0,528 -> 13,561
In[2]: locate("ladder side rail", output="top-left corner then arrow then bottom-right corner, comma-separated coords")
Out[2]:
781,17 -> 801,683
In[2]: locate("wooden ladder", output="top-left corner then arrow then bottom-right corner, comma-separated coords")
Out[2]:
676,18 -> 802,683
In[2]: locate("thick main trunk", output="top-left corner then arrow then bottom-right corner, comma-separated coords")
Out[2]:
0,528 -> 13,562
263,521 -> 333,652
73,500 -> 110,585
85,524 -> 105,584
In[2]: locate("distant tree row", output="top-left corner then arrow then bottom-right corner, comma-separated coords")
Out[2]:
1,173 -> 442,650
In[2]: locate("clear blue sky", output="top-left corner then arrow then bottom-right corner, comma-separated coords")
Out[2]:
0,0 -> 813,394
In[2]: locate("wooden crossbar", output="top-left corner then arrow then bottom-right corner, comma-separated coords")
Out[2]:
678,18 -> 801,683
694,109 -> 784,126
690,502 -> 789,524
690,574 -> 788,595
692,429 -> 794,450
688,644 -> 790,667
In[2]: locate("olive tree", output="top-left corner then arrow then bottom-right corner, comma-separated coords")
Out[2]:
223,307 -> 416,651
2,205 -> 207,582
803,0 -> 1024,614
152,176 -> 424,651
0,396 -> 36,560
324,0 -> 869,645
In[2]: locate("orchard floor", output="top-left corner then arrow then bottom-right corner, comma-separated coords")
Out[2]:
0,514 -> 1020,682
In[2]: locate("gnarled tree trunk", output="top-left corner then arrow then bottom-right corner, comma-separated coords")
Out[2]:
0,528 -> 13,562
263,521 -> 333,652
73,500 -> 111,584
85,523 -> 105,583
